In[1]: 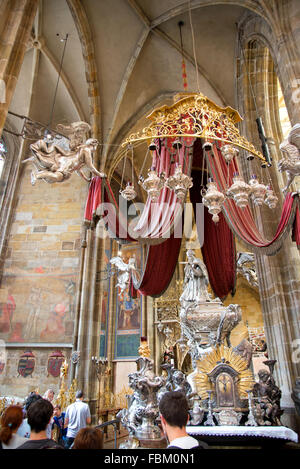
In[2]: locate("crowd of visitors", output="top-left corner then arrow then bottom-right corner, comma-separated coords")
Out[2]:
0,389 -> 98,450
0,389 -> 205,450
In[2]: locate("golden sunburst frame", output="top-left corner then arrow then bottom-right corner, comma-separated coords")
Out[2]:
122,93 -> 266,163
191,344 -> 255,401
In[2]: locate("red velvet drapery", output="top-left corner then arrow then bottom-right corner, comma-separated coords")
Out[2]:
132,233 -> 182,297
292,206 -> 300,249
84,176 -> 182,296
131,139 -> 192,242
207,145 -> 300,255
84,177 -> 134,241
84,175 -> 103,224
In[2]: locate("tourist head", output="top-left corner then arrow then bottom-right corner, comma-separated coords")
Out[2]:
0,405 -> 23,444
159,391 -> 189,429
53,404 -> 61,417
73,427 -> 103,449
75,390 -> 84,400
27,398 -> 53,433
43,389 -> 55,402
24,392 -> 42,412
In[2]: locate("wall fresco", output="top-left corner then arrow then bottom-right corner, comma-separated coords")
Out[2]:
114,244 -> 142,359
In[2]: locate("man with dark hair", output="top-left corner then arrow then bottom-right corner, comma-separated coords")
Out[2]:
64,390 -> 91,449
18,399 -> 64,449
159,391 -> 206,449
17,392 -> 42,438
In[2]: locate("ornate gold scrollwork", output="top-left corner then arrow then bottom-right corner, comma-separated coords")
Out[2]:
122,93 -> 266,162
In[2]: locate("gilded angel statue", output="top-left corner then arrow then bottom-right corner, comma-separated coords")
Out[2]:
278,123 -> 300,193
24,121 -> 106,185
110,256 -> 138,297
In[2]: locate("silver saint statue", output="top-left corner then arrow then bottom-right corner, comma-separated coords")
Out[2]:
179,249 -> 210,307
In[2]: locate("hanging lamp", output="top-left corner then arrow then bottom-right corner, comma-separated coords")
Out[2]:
248,174 -> 267,206
120,145 -> 137,201
202,178 -> 225,223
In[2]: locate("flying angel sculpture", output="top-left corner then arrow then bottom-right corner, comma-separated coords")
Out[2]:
110,256 -> 139,297
23,121 -> 106,185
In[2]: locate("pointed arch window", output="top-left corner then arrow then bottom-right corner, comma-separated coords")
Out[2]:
277,78 -> 291,140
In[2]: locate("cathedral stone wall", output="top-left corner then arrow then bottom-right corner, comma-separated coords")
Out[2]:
0,156 -> 87,398
0,347 -> 71,400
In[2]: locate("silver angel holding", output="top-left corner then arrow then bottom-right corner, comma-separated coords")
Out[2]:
179,249 -> 210,307
110,256 -> 138,297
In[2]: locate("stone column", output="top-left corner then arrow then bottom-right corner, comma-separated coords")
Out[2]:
0,0 -> 39,135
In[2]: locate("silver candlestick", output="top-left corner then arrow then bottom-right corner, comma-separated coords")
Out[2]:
204,390 -> 215,426
245,389 -> 257,426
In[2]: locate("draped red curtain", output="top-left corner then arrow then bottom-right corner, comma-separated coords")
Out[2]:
84,176 -> 182,296
292,206 -> 300,249
84,177 -> 134,241
207,145 -> 300,255
190,139 -> 236,299
84,176 -> 103,225
131,139 -> 192,243
132,233 -> 182,297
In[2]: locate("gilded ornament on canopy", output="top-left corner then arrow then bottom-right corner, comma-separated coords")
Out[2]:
122,93 -> 266,163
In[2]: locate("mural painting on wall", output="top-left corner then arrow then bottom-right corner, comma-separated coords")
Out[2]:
47,350 -> 65,378
115,244 -> 142,359
0,289 -> 16,336
0,272 -> 77,344
99,238 -> 111,357
17,350 -> 35,378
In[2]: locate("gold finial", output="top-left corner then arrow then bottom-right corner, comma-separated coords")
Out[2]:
138,336 -> 151,358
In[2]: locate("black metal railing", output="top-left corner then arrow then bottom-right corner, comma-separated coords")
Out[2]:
96,419 -> 121,449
